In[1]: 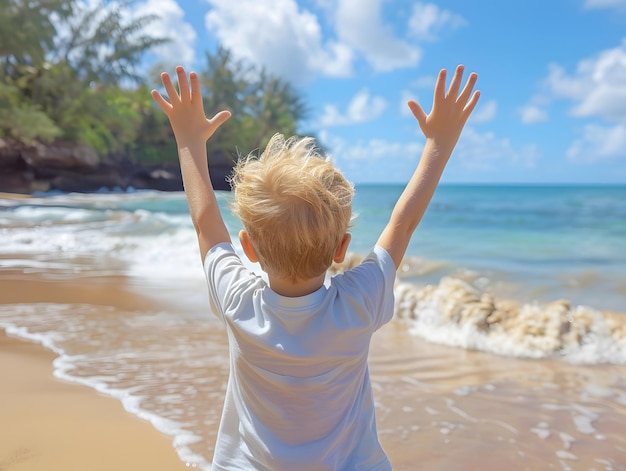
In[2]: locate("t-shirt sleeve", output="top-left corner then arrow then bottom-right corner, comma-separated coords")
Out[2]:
203,242 -> 260,322
338,245 -> 397,331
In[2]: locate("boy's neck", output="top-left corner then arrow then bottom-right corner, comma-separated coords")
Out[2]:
267,272 -> 326,298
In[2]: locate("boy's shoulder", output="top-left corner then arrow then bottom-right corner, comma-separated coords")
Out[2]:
204,241 -> 265,291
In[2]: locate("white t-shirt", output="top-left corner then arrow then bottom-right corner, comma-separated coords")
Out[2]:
204,243 -> 396,471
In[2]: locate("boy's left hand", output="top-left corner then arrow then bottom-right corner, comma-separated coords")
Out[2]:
151,66 -> 231,146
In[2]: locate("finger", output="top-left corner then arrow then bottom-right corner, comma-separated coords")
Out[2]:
463,90 -> 481,118
407,100 -> 427,125
447,64 -> 464,100
161,72 -> 179,104
176,66 -> 191,102
432,69 -> 447,111
151,89 -> 172,113
457,72 -> 478,106
210,110 -> 232,128
189,71 -> 202,104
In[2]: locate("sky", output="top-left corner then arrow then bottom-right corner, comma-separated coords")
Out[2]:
130,0 -> 626,184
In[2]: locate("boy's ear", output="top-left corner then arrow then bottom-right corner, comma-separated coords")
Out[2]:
333,233 -> 351,264
239,230 -> 259,263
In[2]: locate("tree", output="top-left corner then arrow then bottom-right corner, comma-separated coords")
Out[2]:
0,0 -> 73,73
199,47 -> 309,165
0,0 -> 72,142
0,0 -> 311,175
49,0 -> 167,86
0,81 -> 61,142
0,0 -> 168,151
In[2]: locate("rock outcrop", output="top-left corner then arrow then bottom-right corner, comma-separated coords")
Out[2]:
0,138 -> 233,194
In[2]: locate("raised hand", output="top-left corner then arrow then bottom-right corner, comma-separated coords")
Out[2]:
151,66 -> 231,145
408,65 -> 479,152
376,65 -> 480,269
151,66 -> 232,256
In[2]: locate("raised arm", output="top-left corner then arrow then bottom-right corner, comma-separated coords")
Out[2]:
151,66 -> 232,260
376,65 -> 480,269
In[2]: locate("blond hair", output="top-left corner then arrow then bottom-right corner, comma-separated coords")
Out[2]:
229,133 -> 354,281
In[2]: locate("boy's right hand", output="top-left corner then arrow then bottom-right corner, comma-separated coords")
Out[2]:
151,66 -> 231,147
408,65 -> 479,153
151,66 -> 233,259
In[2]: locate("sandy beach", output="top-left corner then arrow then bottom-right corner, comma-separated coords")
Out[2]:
0,267 -> 189,471
0,333 -> 188,471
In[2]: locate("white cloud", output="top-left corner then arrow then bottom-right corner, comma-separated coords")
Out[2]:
542,40 -> 626,123
519,39 -> 626,161
319,89 -> 387,126
455,127 -> 540,170
332,137 -> 423,162
134,0 -> 197,68
204,0 -> 353,86
314,131 -> 425,182
317,124 -> 540,182
203,0 -> 466,83
471,99 -> 497,124
335,0 -> 421,72
584,0 -> 626,10
566,123 -> 626,162
323,126 -> 538,171
519,104 -> 548,124
408,2 -> 466,41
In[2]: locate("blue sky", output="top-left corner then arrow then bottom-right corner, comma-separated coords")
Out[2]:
133,0 -> 626,184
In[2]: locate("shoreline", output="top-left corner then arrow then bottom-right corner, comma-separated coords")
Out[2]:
2,264 -> 626,469
0,268 -> 190,470
0,331 -> 188,471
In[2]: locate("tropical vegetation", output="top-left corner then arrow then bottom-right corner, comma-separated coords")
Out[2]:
0,0 -> 307,167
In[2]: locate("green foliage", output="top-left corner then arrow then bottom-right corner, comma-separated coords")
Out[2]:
125,84 -> 177,164
0,83 -> 61,142
199,47 -> 308,165
0,0 -> 308,171
0,0 -> 166,153
50,0 -> 167,85
0,0 -> 73,71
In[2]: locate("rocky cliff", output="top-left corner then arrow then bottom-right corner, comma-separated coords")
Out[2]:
0,138 -> 233,194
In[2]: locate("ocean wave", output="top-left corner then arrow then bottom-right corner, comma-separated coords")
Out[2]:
394,278 -> 626,365
3,191 -> 626,365
332,254 -> 626,365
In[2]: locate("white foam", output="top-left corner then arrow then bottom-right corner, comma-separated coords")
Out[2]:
531,427 -> 551,440
395,278 -> 626,365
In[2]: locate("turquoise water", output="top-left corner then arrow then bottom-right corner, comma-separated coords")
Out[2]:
352,184 -> 626,264
4,183 -> 623,311
351,184 -> 626,312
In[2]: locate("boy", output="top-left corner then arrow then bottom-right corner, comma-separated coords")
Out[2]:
152,64 -> 479,470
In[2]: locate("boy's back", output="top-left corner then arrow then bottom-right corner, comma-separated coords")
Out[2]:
205,243 -> 396,470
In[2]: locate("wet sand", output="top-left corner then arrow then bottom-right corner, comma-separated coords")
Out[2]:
0,332 -> 188,471
370,321 -> 626,470
0,268 -> 189,470
1,262 -> 626,470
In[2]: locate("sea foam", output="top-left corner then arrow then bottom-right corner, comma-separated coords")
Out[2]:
331,255 -> 626,365
393,278 -> 626,364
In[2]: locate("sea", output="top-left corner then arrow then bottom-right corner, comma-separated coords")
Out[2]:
1,184 -> 625,470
